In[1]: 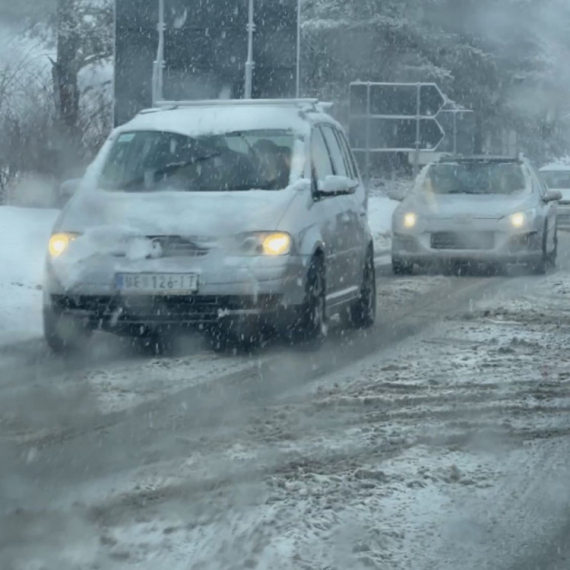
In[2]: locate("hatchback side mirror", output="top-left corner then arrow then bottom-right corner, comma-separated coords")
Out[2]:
318,175 -> 358,196
544,189 -> 562,203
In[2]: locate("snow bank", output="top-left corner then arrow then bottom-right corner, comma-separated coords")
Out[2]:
0,207 -> 59,344
368,195 -> 398,256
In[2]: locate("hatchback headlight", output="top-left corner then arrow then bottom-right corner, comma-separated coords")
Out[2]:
240,232 -> 292,256
403,212 -> 418,229
509,210 -> 535,229
48,232 -> 81,257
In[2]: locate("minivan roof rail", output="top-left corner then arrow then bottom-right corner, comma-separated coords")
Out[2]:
438,154 -> 522,163
138,98 -> 325,115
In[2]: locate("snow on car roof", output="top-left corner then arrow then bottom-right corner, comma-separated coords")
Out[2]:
116,101 -> 338,138
540,162 -> 570,172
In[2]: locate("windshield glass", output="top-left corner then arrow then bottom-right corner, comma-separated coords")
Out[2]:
423,162 -> 529,195
99,129 -> 298,192
541,170 -> 570,189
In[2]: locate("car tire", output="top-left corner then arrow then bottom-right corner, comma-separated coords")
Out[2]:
290,255 -> 326,345
549,225 -> 558,267
131,330 -> 174,356
208,321 -> 263,354
392,257 -> 414,275
43,306 -> 92,354
350,247 -> 376,329
529,224 -> 549,275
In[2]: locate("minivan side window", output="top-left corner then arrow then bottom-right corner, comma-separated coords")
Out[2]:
321,125 -> 348,177
335,130 -> 359,180
311,128 -> 334,182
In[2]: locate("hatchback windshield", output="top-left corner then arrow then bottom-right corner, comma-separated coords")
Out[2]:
423,162 -> 529,195
541,170 -> 570,189
99,129 -> 297,192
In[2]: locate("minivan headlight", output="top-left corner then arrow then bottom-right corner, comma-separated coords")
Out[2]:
48,232 -> 81,257
239,232 -> 292,256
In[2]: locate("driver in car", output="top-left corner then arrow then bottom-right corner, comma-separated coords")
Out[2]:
253,140 -> 290,190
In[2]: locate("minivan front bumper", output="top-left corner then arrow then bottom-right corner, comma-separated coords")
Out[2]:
44,253 -> 309,331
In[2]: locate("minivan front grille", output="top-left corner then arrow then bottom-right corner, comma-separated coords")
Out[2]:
148,236 -> 210,258
431,232 -> 495,250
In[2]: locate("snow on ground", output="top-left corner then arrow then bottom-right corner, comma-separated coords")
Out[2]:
20,270 -> 565,570
0,207 -> 58,343
368,179 -> 409,258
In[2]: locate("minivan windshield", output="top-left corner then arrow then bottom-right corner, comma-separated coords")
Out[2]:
541,170 -> 570,189
99,129 -> 297,192
423,162 -> 529,195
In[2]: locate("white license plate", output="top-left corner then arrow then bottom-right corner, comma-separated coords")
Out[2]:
116,273 -> 199,295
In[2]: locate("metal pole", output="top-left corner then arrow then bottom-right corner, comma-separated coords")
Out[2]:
244,0 -> 255,99
296,0 -> 301,98
365,83 -> 371,185
453,111 -> 458,155
413,83 -> 421,177
152,0 -> 165,105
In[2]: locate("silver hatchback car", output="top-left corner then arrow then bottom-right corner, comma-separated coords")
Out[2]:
392,156 -> 561,275
44,99 -> 376,352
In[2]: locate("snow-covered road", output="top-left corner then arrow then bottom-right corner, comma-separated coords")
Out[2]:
2,208 -> 570,569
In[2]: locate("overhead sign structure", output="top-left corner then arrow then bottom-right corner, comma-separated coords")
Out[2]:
436,104 -> 476,155
114,0 -> 300,127
348,82 -> 447,178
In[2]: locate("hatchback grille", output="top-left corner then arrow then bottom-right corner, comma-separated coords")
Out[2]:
148,236 -> 210,258
431,232 -> 495,250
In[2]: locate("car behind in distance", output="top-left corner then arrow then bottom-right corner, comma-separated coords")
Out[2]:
539,162 -> 570,229
44,99 -> 376,353
391,155 -> 561,275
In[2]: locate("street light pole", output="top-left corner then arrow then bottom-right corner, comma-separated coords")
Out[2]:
296,0 -> 301,98
152,0 -> 165,105
244,0 -> 255,99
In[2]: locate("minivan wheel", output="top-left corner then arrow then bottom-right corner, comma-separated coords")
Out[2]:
350,248 -> 376,329
291,256 -> 326,345
392,257 -> 413,275
44,306 -> 92,354
208,320 -> 263,354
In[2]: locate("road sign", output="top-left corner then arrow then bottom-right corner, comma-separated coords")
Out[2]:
348,82 -> 447,179
114,0 -> 299,126
350,117 -> 445,152
349,82 -> 446,118
436,107 -> 476,155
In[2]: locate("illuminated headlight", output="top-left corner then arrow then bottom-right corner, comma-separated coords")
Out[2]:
48,232 -> 81,257
509,210 -> 534,229
403,213 -> 418,229
240,232 -> 292,256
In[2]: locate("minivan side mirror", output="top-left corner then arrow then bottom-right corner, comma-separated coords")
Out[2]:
318,175 -> 358,196
60,178 -> 82,198
544,189 -> 562,203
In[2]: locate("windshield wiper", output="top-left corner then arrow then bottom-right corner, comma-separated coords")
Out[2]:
115,152 -> 222,190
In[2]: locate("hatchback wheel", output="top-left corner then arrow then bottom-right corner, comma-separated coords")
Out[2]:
350,248 -> 376,329
549,226 -> 558,267
529,224 -> 549,275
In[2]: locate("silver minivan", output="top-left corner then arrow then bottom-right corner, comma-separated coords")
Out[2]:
44,99 -> 376,352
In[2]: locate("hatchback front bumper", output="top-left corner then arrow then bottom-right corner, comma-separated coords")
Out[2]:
392,228 -> 543,265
